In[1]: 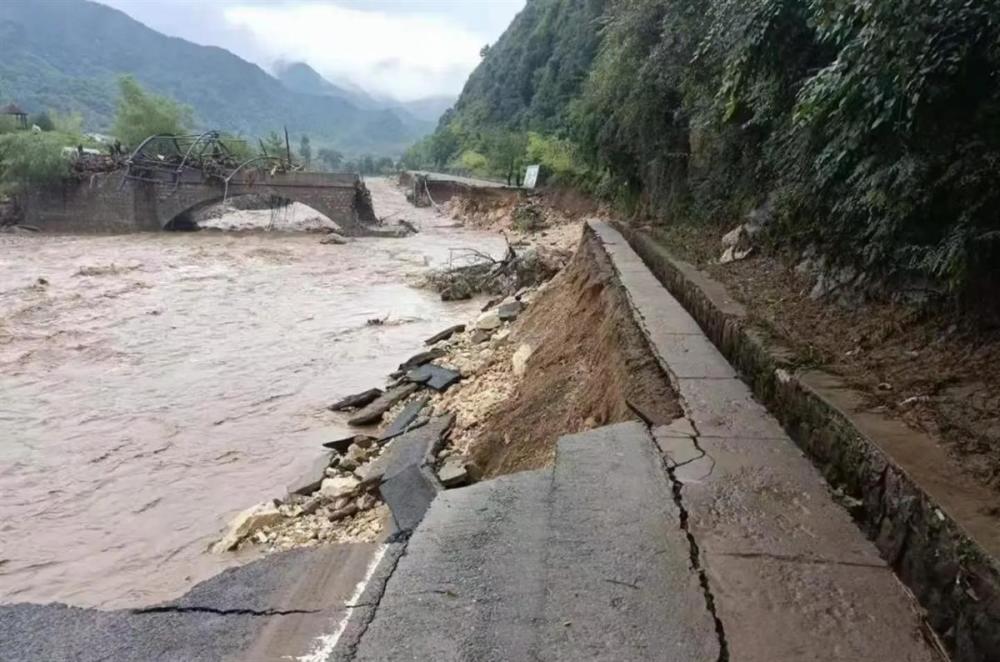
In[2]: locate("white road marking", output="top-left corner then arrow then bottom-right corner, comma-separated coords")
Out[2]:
296,544 -> 388,662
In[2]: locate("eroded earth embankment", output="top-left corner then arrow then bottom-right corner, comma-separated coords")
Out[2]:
440,232 -> 681,477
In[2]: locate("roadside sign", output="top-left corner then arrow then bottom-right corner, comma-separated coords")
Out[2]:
524,165 -> 540,189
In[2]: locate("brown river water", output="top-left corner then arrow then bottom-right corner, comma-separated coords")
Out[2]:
0,179 -> 504,608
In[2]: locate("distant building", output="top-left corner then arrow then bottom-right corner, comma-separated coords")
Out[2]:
1,102 -> 28,129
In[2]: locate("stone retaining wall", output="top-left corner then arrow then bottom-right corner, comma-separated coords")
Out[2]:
617,225 -> 1000,662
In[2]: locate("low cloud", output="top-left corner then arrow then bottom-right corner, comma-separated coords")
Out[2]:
223,3 -> 485,101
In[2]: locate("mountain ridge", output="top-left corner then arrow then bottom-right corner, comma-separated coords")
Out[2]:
0,0 -> 436,154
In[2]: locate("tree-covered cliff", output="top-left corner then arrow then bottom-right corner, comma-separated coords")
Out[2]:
417,0 -> 1000,303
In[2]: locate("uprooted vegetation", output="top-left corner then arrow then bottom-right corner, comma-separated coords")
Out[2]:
421,240 -> 568,301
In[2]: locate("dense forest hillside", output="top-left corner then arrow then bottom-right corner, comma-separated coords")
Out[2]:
450,0 -> 605,134
0,0 -> 433,154
419,0 -> 1000,304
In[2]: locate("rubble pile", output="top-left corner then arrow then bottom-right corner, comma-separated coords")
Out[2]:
208,276 -> 549,556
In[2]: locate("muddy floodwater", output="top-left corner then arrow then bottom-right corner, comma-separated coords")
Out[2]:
0,179 -> 505,608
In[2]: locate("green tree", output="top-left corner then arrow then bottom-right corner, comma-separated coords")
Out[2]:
317,147 -> 344,171
50,111 -> 84,136
0,132 -> 71,192
430,125 -> 461,169
485,130 -> 528,185
112,76 -> 192,148
401,137 -> 433,170
299,135 -> 312,167
458,149 -> 489,176
30,112 -> 55,132
259,131 -> 285,159
218,133 -> 253,162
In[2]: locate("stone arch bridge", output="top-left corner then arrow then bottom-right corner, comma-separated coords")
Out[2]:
23,169 -> 383,235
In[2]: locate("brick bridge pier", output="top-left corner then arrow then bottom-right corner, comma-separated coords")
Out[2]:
22,170 -> 382,235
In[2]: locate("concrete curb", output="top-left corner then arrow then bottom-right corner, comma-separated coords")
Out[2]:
609,222 -> 1000,662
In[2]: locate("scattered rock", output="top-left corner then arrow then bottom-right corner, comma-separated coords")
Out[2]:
320,475 -> 360,499
406,363 -> 462,392
425,324 -> 465,345
356,493 -> 377,511
719,224 -> 755,264
348,383 -> 419,426
210,502 -> 285,553
438,458 -> 471,487
329,503 -> 359,521
300,495 -> 326,516
354,458 -> 386,487
810,265 -> 858,301
320,232 -> 348,245
497,301 -> 524,321
470,329 -> 492,344
475,309 -> 502,330
512,343 -> 533,377
339,443 -> 374,471
353,436 -> 378,449
329,388 -> 383,412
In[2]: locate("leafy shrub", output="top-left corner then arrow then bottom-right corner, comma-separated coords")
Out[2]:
0,132 -> 71,191
112,75 -> 192,149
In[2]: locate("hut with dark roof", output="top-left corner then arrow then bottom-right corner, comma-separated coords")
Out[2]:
1,103 -> 28,129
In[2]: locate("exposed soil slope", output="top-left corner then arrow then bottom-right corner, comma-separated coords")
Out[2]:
465,233 -> 681,476
655,225 -> 1000,496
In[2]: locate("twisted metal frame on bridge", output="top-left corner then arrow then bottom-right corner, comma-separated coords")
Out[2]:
123,131 -> 287,200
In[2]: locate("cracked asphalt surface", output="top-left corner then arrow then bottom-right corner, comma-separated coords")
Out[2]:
0,222 -> 951,661
0,544 -> 377,662
341,422 -> 720,661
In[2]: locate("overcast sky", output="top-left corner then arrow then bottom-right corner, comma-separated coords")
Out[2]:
98,0 -> 525,101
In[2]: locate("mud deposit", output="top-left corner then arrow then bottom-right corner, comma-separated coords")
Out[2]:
653,224 -> 1000,497
0,179 -> 506,608
464,234 -> 681,476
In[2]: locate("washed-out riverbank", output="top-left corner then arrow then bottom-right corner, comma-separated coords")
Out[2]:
0,179 -> 506,608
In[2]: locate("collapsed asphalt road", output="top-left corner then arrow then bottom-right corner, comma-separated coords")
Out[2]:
0,544 -> 379,662
0,220 -> 955,662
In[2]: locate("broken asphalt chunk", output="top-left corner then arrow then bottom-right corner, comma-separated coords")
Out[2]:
437,458 -> 470,488
348,383 -> 419,426
286,451 -> 335,497
424,324 -> 465,346
396,348 -> 446,373
406,363 -> 462,392
329,388 -> 383,412
322,434 -> 375,454
380,396 -> 430,441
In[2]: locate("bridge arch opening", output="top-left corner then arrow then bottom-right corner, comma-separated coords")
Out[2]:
163,194 -> 341,233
